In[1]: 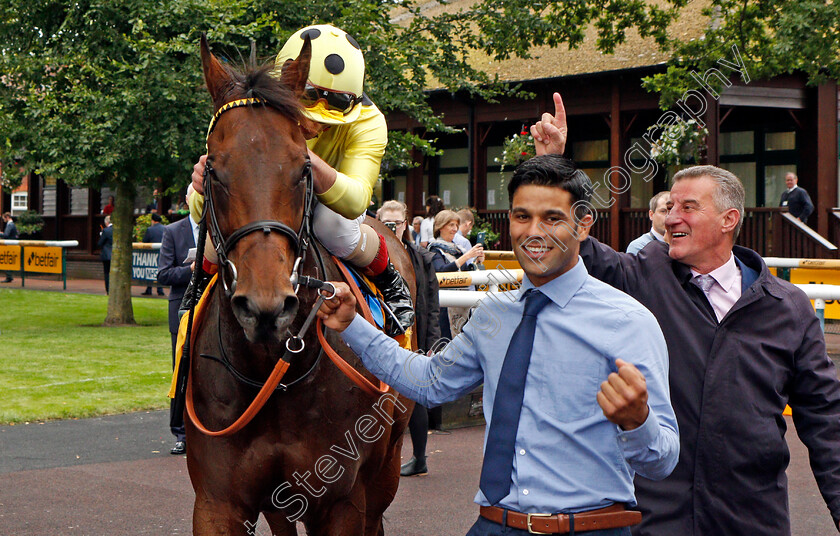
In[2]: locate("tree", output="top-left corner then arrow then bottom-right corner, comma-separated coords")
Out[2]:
2,0 -> 836,324
639,1 -> 840,107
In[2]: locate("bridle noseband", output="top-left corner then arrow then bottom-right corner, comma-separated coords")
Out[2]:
202,97 -> 317,298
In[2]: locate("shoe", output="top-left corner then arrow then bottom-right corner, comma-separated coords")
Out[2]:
369,263 -> 415,337
170,440 -> 186,455
157,290 -> 166,296
142,289 -> 152,295
1,277 -> 12,283
400,457 -> 428,477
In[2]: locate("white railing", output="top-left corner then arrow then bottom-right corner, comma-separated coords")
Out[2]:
0,240 -> 79,247
439,278 -> 840,333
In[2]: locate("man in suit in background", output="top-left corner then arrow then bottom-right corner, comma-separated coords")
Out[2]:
143,213 -> 166,296
780,172 -> 814,223
157,190 -> 197,455
626,191 -> 670,255
97,216 -> 113,294
2,212 -> 18,283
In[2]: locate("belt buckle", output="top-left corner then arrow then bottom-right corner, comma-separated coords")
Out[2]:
526,513 -> 552,534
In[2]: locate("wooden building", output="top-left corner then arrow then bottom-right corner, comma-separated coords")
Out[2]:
4,0 -> 839,262
383,0 -> 839,256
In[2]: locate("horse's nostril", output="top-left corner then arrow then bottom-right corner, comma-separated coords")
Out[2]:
282,295 -> 299,318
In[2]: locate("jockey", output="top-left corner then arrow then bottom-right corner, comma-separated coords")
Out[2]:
186,24 -> 414,336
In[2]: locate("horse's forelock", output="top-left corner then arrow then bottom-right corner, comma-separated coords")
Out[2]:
220,61 -> 302,122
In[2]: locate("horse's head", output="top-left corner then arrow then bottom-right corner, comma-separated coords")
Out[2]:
199,36 -> 312,344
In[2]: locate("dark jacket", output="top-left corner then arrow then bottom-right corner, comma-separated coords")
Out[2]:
97,225 -> 113,261
143,222 -> 165,243
579,237 -> 840,535
2,219 -> 18,239
405,240 -> 441,352
780,186 -> 814,223
157,217 -> 196,334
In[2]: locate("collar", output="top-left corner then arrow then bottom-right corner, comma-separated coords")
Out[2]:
787,185 -> 798,192
519,257 -> 588,309
650,227 -> 665,242
691,253 -> 739,294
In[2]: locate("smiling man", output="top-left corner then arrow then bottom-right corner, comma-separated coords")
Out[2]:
531,95 -> 840,535
318,154 -> 678,536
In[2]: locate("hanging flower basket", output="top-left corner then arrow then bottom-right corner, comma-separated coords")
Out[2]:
648,118 -> 709,168
494,128 -> 536,172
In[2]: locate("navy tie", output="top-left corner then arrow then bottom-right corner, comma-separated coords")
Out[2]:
479,288 -> 553,505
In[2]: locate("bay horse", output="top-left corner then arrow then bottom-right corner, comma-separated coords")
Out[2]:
184,36 -> 415,535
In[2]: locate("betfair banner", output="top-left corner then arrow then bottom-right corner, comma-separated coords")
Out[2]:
23,246 -> 63,274
0,245 -> 21,271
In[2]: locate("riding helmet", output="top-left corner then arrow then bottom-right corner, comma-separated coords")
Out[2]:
274,24 -> 365,125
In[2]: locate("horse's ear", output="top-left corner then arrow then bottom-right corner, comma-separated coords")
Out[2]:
200,34 -> 230,109
278,35 -> 311,98
248,38 -> 257,69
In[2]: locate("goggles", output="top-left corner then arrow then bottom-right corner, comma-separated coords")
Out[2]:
301,83 -> 362,115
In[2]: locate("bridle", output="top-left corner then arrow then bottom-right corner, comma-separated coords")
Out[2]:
203,97 -> 317,299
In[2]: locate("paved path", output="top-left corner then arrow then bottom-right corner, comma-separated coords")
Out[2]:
3,277 -> 840,534
0,411 -> 836,535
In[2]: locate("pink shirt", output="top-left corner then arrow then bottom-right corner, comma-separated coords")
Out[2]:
691,253 -> 742,322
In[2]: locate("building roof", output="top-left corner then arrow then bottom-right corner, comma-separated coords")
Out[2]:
392,0 -> 710,86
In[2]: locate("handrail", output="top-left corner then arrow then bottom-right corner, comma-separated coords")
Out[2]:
437,269 -> 522,288
131,242 -> 162,250
780,213 -> 837,250
0,240 -> 79,247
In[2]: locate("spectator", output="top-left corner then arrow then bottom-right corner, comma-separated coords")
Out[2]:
146,188 -> 161,214
532,93 -> 840,535
454,208 -> 476,267
142,213 -> 165,296
420,195 -> 445,248
626,191 -> 670,255
411,216 -> 423,247
378,200 -> 441,477
2,212 -> 18,283
157,188 -> 198,456
780,172 -> 814,223
101,195 -> 115,216
98,216 -> 113,294
318,154 -> 678,536
428,210 -> 484,339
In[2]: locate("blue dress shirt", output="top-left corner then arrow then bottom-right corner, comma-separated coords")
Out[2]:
453,230 -> 474,265
341,258 -> 679,514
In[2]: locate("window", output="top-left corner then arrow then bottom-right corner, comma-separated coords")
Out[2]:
720,131 -> 754,156
485,146 -> 510,210
11,192 -> 27,212
765,131 -> 796,152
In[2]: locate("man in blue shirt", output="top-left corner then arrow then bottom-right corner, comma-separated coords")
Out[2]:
626,192 -> 669,255
318,155 -> 678,535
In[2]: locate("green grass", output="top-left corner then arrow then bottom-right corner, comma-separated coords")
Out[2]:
0,289 -> 172,423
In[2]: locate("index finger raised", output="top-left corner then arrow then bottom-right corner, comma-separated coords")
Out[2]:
552,92 -> 566,126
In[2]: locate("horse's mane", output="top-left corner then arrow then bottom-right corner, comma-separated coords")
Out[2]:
217,61 -> 303,122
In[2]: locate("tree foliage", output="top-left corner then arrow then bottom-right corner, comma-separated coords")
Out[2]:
1,0 -> 838,322
643,0 -> 840,107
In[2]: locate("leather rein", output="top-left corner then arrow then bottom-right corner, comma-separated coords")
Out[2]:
185,97 -> 389,438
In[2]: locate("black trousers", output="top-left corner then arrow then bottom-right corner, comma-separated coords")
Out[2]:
102,260 -> 110,294
169,332 -> 186,441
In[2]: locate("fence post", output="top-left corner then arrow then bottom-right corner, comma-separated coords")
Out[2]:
815,298 -> 826,333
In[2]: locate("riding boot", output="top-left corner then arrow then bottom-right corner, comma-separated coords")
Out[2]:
178,259 -> 217,317
362,233 -> 415,337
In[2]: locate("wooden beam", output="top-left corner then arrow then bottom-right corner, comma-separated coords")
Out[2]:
816,81 -> 838,237
609,82 -> 621,251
